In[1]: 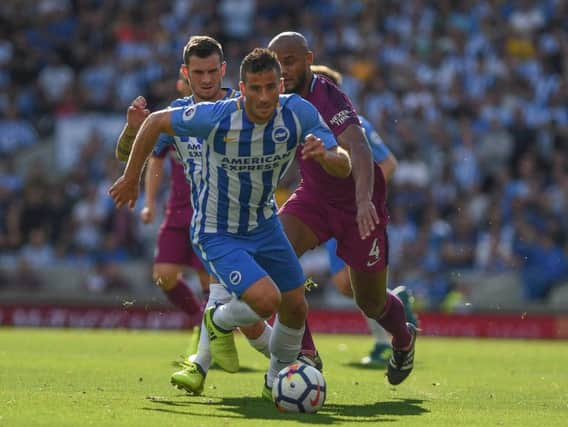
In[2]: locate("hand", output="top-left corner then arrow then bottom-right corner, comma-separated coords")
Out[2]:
356,197 -> 380,240
301,134 -> 326,163
108,175 -> 139,210
126,96 -> 150,131
140,206 -> 155,224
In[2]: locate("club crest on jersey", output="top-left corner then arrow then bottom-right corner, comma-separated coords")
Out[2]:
183,106 -> 196,121
229,271 -> 242,285
272,126 -> 290,144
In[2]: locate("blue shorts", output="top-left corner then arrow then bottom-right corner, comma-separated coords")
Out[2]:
325,239 -> 346,276
192,217 -> 305,297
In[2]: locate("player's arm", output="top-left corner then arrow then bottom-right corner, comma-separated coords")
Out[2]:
294,96 -> 351,178
379,153 -> 398,181
140,155 -> 165,224
302,135 -> 351,178
109,103 -> 215,209
337,123 -> 378,239
360,116 -> 398,181
115,96 -> 150,162
109,110 -> 175,209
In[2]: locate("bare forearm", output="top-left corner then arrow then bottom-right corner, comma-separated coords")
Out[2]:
123,112 -> 172,182
378,153 -> 398,182
340,124 -> 374,201
115,125 -> 138,162
144,157 -> 164,207
319,147 -> 352,178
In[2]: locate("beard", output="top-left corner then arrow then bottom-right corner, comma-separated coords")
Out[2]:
285,72 -> 307,94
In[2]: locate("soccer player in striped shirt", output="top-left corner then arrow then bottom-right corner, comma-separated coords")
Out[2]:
109,48 -> 351,399
114,37 -> 276,395
269,33 -> 417,385
311,64 -> 419,366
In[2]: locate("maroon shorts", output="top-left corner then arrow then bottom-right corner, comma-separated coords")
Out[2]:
154,223 -> 204,271
279,169 -> 389,273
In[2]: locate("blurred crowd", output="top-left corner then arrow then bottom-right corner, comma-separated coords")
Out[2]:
1,0 -> 567,308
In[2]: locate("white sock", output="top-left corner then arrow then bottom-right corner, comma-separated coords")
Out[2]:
266,316 -> 304,387
208,283 -> 231,303
247,322 -> 272,358
366,316 -> 390,346
193,283 -> 231,372
212,298 -> 264,331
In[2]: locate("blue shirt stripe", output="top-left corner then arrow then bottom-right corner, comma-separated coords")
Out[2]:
216,166 -> 230,232
237,171 -> 252,234
256,169 -> 274,223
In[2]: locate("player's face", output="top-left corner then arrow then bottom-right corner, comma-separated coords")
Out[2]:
271,47 -> 312,94
183,54 -> 226,101
240,69 -> 283,123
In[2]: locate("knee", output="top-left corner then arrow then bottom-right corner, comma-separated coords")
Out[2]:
254,287 -> 281,319
153,266 -> 180,291
333,270 -> 352,298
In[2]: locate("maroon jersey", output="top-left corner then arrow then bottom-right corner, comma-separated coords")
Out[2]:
300,75 -> 370,207
280,75 -> 389,271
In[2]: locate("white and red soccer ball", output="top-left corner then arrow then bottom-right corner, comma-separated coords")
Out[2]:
272,363 -> 326,413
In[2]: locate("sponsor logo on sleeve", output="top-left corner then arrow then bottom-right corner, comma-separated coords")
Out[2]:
183,106 -> 197,121
329,109 -> 352,127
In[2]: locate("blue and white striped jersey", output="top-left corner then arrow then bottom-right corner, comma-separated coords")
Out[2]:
170,93 -> 337,236
359,115 -> 391,163
154,89 -> 239,210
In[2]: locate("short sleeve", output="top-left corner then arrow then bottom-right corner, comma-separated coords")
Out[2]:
316,78 -> 360,138
170,100 -> 233,138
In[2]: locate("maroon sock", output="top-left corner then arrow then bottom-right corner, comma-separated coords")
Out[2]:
301,320 -> 317,355
164,279 -> 202,317
376,293 -> 411,350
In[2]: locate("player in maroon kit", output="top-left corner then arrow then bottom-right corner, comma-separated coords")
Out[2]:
269,32 -> 417,385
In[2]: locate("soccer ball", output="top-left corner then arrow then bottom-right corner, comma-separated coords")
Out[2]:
272,363 -> 326,413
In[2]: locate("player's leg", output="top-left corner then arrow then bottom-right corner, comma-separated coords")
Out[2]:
262,285 -> 307,400
154,225 -> 202,319
279,212 -> 320,257
327,238 -> 393,366
349,266 -> 417,385
172,278 -> 274,394
240,321 -> 272,358
196,231 -> 283,373
154,264 -> 202,317
279,194 -> 333,369
205,274 -> 279,373
333,209 -> 416,385
171,282 -> 230,395
251,222 -> 309,400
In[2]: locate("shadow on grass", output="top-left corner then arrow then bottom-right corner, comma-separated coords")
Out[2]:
142,396 -> 428,424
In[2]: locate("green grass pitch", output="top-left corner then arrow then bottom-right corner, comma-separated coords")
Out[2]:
0,328 -> 566,426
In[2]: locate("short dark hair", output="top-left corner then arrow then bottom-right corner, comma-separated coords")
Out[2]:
240,48 -> 281,83
183,36 -> 224,66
